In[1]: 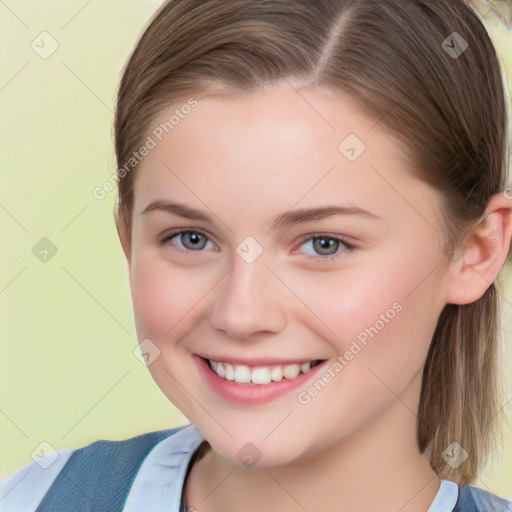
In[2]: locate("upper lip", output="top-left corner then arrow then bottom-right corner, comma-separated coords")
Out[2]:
197,354 -> 325,366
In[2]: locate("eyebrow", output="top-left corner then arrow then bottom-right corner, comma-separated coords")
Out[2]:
141,199 -> 381,231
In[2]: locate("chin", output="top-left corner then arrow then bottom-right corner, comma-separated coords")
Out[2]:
193,419 -> 315,469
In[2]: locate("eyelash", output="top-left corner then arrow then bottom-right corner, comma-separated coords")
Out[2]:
156,229 -> 355,262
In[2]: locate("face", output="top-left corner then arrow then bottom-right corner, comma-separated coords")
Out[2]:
122,83 -> 451,467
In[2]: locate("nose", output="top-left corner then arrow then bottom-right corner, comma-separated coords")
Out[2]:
209,254 -> 287,340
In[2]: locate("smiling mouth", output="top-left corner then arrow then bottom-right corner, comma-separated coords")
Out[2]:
203,357 -> 324,385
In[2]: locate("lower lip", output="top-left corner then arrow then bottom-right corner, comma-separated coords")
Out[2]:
193,355 -> 328,405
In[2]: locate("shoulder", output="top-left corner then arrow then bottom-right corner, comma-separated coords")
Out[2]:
0,448 -> 74,512
458,484 -> 512,512
0,425 -> 190,512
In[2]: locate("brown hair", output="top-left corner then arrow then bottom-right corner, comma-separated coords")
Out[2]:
113,0 -> 510,485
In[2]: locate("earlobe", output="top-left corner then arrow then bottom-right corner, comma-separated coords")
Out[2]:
446,192 -> 512,305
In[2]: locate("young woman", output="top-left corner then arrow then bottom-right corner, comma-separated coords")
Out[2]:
2,0 -> 512,510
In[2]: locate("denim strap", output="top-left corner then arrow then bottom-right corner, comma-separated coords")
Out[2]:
35,428 -> 178,512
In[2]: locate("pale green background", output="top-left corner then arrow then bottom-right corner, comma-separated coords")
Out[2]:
1,0 -> 511,498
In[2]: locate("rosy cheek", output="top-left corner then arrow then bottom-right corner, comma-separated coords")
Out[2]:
313,266 -> 423,359
130,262 -> 179,337
130,258 -> 211,343
299,270 -> 398,345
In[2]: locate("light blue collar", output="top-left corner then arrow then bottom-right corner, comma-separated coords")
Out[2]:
428,480 -> 459,512
123,424 -> 205,512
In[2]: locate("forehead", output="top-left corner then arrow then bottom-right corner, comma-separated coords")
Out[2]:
145,83 -> 402,154
132,83 -> 429,222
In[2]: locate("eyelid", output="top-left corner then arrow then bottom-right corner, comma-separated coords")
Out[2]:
295,232 -> 356,246
156,227 -> 217,243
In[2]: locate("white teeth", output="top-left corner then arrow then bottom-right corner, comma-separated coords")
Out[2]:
251,367 -> 272,384
208,359 -> 318,385
270,365 -> 282,382
225,363 -> 235,381
283,364 -> 300,380
215,362 -> 226,378
234,365 -> 252,384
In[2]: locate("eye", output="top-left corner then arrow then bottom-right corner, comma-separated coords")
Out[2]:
157,230 -> 353,260
297,235 -> 353,260
158,230 -> 216,252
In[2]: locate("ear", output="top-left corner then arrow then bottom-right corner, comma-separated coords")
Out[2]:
114,205 -> 132,265
446,191 -> 512,305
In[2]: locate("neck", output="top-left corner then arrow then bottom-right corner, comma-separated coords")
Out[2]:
185,370 -> 441,512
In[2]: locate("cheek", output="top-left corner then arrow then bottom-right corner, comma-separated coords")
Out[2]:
293,250 -> 444,368
129,253 -> 209,342
292,264 -> 443,447
128,253 -> 216,416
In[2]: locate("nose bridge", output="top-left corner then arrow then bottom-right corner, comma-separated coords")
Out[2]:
210,249 -> 286,338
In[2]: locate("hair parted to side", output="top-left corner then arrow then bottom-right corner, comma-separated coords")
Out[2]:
113,0 -> 511,485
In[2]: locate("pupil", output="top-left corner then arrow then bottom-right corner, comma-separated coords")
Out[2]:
184,232 -> 206,249
313,237 -> 338,255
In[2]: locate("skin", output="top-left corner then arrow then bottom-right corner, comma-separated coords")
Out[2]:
117,82 -> 512,512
